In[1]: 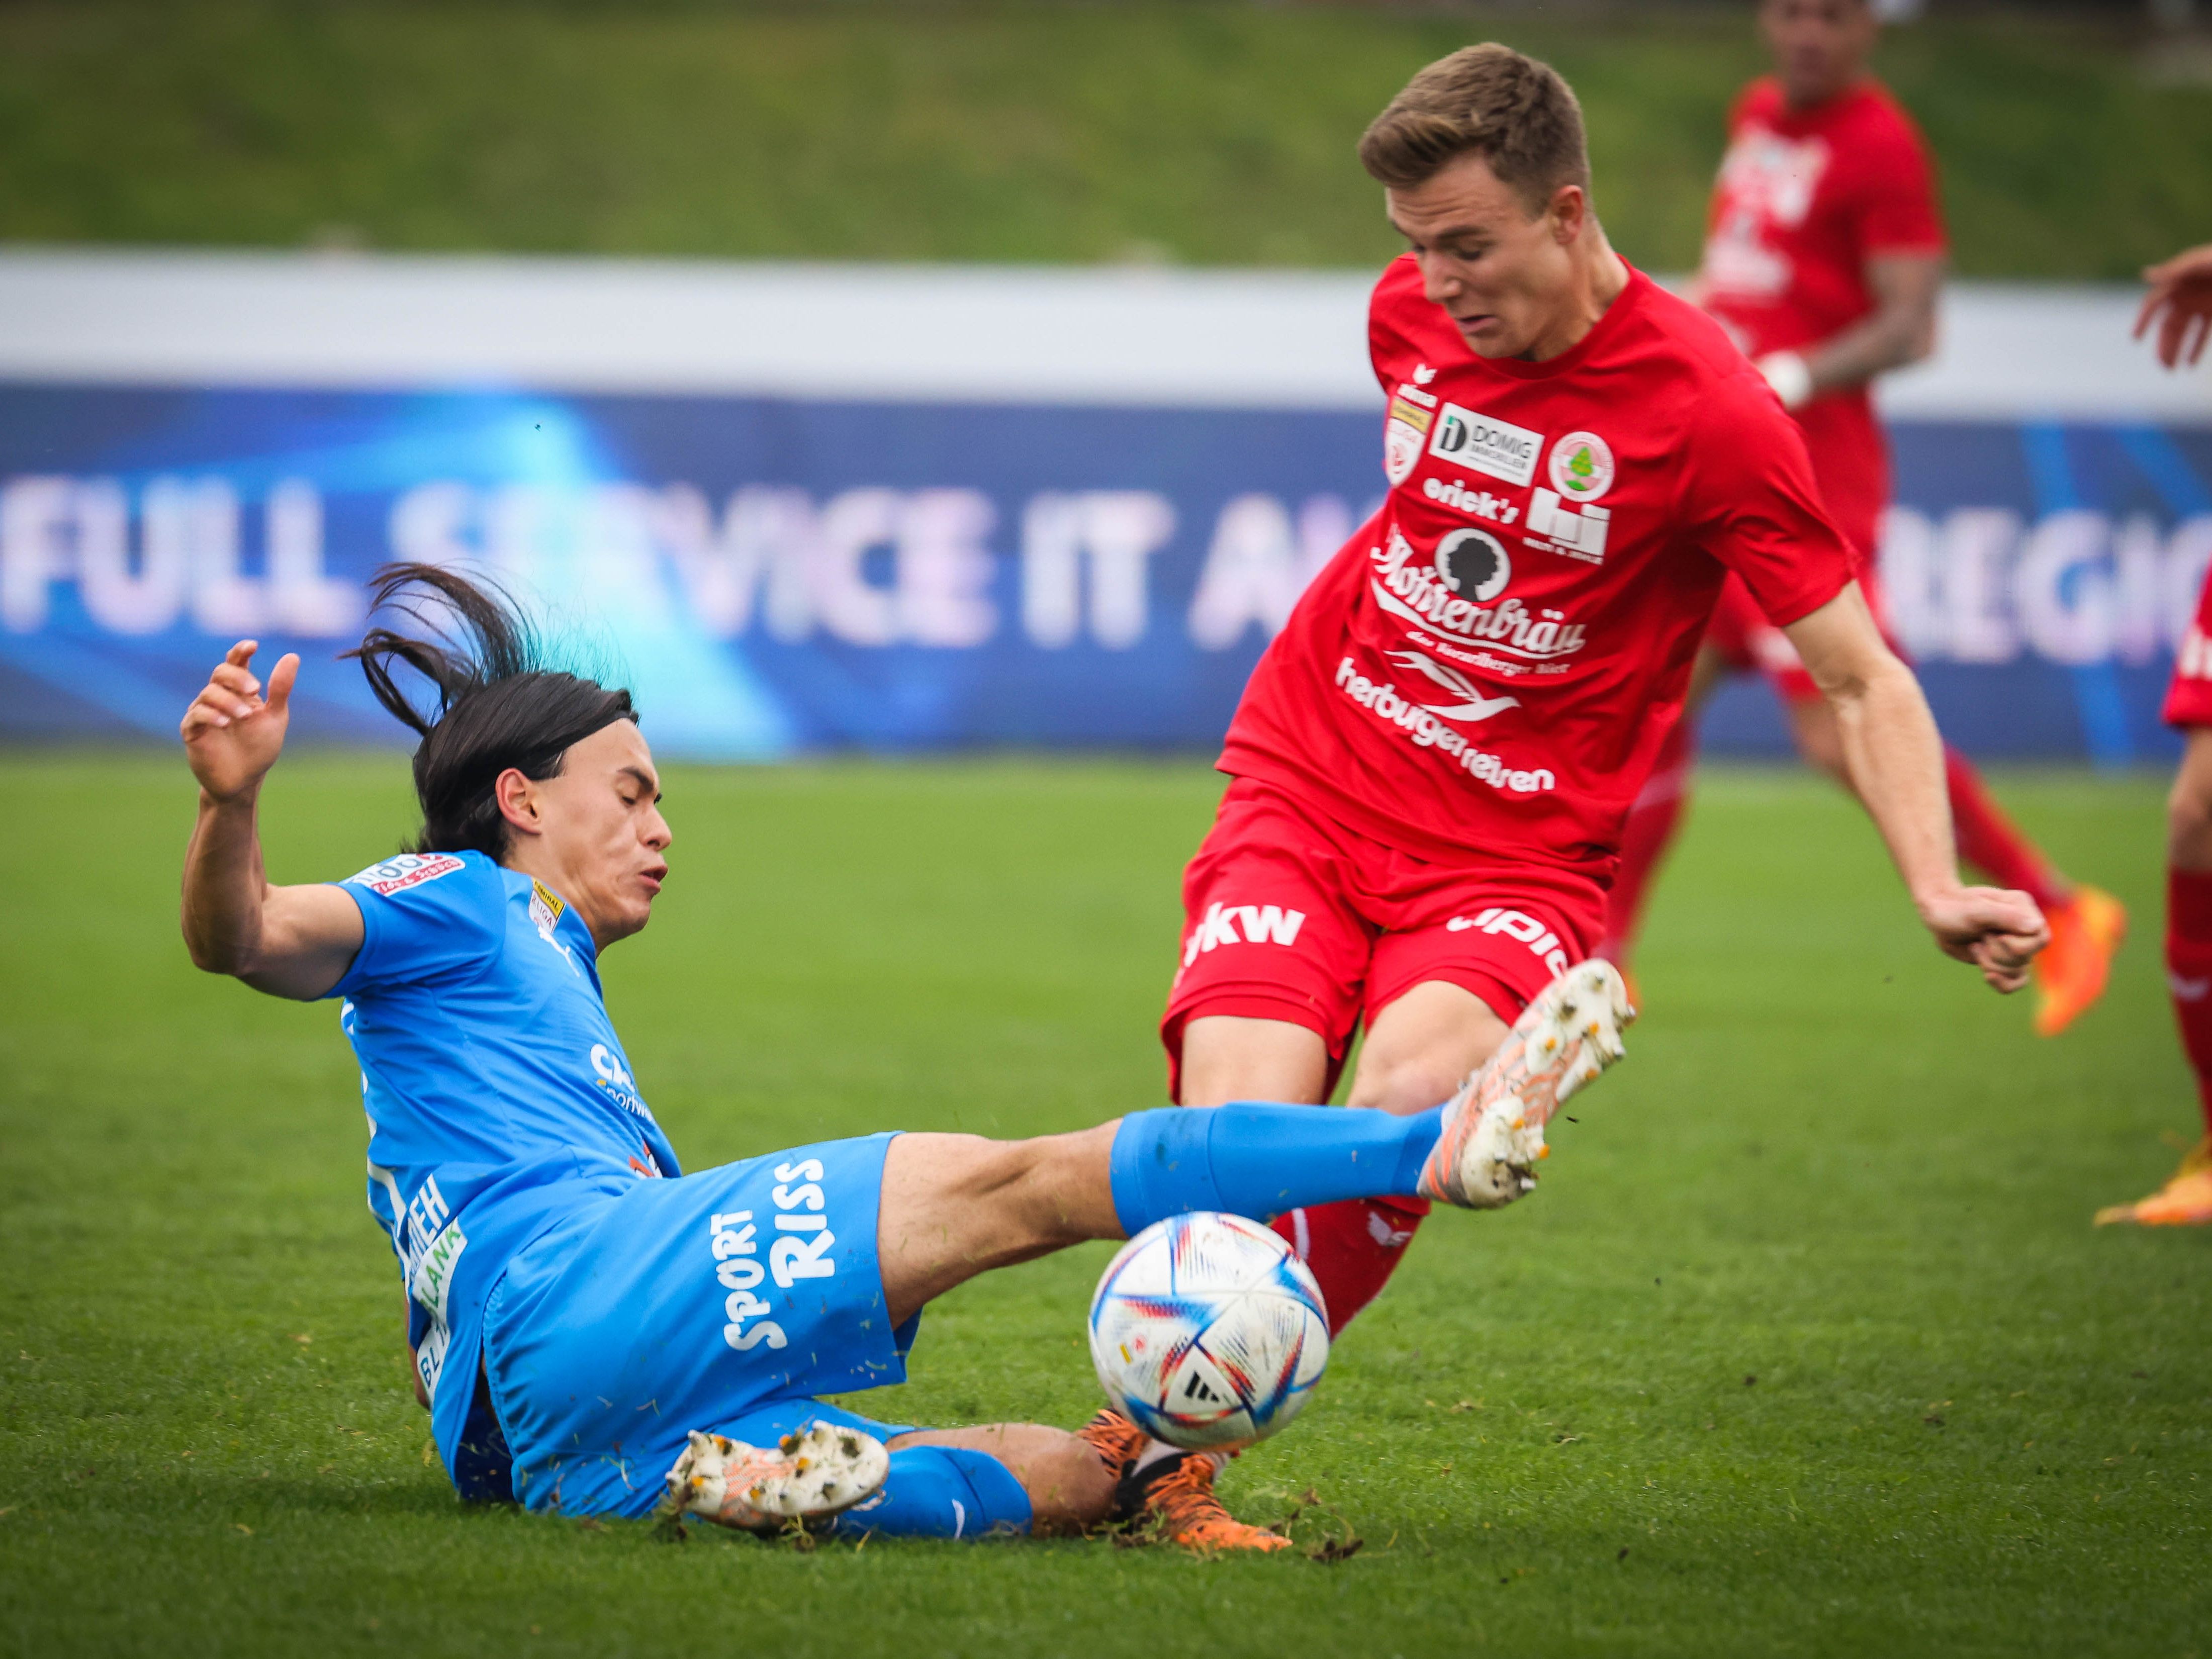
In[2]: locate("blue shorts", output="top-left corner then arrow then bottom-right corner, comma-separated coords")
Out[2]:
482,1132 -> 921,1519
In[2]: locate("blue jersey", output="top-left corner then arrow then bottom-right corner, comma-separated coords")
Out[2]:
325,850 -> 681,1497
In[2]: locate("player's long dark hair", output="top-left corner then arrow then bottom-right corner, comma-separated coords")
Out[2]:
342,563 -> 637,858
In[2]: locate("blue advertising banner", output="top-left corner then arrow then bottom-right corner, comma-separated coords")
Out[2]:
2,381 -> 2207,761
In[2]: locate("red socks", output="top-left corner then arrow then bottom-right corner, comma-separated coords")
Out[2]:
1602,715 -> 1697,961
1271,1197 -> 1430,1337
2167,867 -> 2212,1138
1945,747 -> 2065,911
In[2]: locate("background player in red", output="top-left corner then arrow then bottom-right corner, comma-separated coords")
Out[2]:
2100,241 -> 2212,1227
1104,43 -> 2048,1545
1600,0 -> 2125,1037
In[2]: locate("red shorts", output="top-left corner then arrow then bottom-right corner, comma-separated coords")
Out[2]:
1160,779 -> 1607,1099
2164,561 -> 2212,727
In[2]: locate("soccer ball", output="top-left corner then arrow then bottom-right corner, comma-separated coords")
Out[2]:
1087,1211 -> 1331,1451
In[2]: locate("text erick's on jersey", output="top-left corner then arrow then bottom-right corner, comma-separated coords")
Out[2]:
1217,254 -> 1855,879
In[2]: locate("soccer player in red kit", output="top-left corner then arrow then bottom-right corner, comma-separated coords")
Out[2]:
1601,0 -> 2125,1038
1085,43 -> 2047,1548
2101,242 -> 2212,1227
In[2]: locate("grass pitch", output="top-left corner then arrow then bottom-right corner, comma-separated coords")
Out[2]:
0,752 -> 2205,1657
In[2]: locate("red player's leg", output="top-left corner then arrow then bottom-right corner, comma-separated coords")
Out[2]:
1280,883 -> 1605,1335
1601,712 -> 1698,975
1785,675 -> 2123,1038
1941,746 -> 2067,910
1269,1193 -> 1429,1339
1266,980 -> 1512,1335
2100,727 -> 2212,1225
2168,729 -> 2212,1148
1143,782 -> 1370,1549
1603,587 -> 1750,978
1176,1015 -> 1415,1338
2161,861 -> 2212,1144
1932,747 -> 2127,1040
1933,744 -> 2131,1039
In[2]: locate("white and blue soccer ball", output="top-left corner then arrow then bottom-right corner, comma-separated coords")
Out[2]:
1087,1211 -> 1331,1451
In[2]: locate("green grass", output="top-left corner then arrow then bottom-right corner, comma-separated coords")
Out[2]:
1,752 -> 2207,1656
0,2 -> 2207,278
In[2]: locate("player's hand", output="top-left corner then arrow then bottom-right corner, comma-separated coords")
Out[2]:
180,641 -> 300,804
1917,885 -> 2048,994
2135,244 -> 2212,371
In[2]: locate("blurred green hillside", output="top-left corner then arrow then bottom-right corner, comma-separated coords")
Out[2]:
1,2 -> 2206,277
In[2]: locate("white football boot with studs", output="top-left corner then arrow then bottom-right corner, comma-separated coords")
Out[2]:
1418,959 -> 1634,1210
658,1422 -> 889,1534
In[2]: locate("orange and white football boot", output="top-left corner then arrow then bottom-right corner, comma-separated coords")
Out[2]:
1079,1409 -> 1291,1553
2095,1134 -> 2212,1227
658,1422 -> 889,1533
1418,959 -> 1634,1210
2034,886 -> 2127,1038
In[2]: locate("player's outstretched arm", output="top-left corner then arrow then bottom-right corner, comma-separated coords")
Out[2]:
2136,244 -> 2212,371
1785,586 -> 2049,993
179,641 -> 363,1000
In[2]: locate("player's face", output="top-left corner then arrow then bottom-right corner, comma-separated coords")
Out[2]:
535,719 -> 672,946
1387,155 -> 1586,361
1761,0 -> 1877,108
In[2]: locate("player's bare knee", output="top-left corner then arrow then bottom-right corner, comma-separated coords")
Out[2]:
927,1127 -> 1111,1247
1014,1124 -> 1118,1243
1347,1052 -> 1471,1116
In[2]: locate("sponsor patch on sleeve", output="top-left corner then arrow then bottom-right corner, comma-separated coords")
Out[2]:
347,852 -> 467,897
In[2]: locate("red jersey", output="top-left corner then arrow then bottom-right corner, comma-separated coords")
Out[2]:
1217,258 -> 1853,880
1701,77 -> 1947,557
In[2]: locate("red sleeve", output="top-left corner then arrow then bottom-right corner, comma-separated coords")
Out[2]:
1672,371 -> 1855,628
1855,107 -> 1946,257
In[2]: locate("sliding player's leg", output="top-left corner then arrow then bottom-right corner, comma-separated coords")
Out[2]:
2100,725 -> 2212,1226
489,1034 -> 1639,1535
871,1114 -> 1419,1553
481,1130 -> 1131,1535
663,1408 -> 1115,1539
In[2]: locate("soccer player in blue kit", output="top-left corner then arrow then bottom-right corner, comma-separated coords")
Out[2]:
178,564 -> 1633,1540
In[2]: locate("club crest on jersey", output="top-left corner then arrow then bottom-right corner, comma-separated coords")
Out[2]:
1548,432 -> 1615,503
529,878 -> 565,930
1427,404 -> 1543,488
530,878 -> 579,972
1384,391 -> 1434,486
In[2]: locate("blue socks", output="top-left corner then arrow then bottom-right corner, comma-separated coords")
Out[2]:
826,1445 -> 1034,1539
1108,1102 -> 1444,1237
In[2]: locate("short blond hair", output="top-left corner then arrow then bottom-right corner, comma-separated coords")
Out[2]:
1358,44 -> 1592,211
